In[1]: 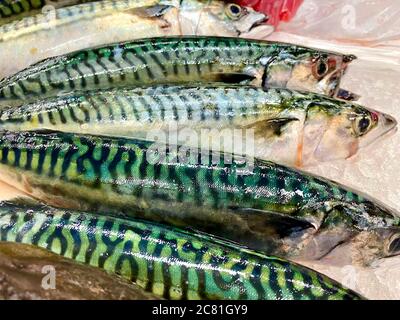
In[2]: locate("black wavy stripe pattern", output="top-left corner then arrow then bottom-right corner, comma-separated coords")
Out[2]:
0,205 -> 356,300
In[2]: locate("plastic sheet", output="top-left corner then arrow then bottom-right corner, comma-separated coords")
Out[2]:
259,0 -> 400,300
276,0 -> 400,48
235,0 -> 303,26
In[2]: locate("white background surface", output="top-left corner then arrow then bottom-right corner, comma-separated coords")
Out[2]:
267,0 -> 400,299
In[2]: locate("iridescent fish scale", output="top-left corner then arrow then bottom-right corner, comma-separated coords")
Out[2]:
1,202 -> 365,299
0,130 -> 396,261
0,36 -> 348,107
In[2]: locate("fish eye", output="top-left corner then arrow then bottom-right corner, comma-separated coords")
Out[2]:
312,58 -> 329,79
225,4 -> 243,20
353,116 -> 372,136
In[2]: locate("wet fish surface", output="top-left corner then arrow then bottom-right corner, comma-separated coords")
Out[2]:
0,0 -> 270,79
0,130 -> 398,266
0,201 -> 364,300
0,0 -> 96,25
0,85 -> 395,167
0,36 -> 355,107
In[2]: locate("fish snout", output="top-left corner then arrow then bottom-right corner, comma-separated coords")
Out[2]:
236,8 -> 268,35
381,113 -> 397,132
343,54 -> 357,64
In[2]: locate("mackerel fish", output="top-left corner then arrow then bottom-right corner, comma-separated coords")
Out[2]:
0,130 -> 398,266
0,36 -> 356,107
0,0 -> 270,79
0,85 -> 395,167
0,200 -> 363,300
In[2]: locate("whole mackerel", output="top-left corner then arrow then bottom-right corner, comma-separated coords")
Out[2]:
0,36 -> 356,107
0,85 -> 395,167
0,0 -> 270,79
0,130 -> 398,266
0,201 -> 363,300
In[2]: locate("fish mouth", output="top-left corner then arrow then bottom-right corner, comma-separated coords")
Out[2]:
381,113 -> 398,139
249,15 -> 269,31
382,113 -> 397,133
343,54 -> 357,64
238,11 -> 269,36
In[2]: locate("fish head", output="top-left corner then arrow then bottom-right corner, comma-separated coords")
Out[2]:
320,226 -> 400,266
305,226 -> 400,266
373,226 -> 400,260
349,201 -> 400,264
302,100 -> 397,163
221,3 -> 269,36
263,50 -> 356,97
296,201 -> 400,266
179,0 -> 268,37
354,107 -> 397,149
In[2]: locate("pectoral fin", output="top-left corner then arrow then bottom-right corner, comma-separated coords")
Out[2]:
127,4 -> 173,18
3,196 -> 45,208
184,226 -> 251,250
242,117 -> 299,138
207,73 -> 256,84
229,207 -> 315,238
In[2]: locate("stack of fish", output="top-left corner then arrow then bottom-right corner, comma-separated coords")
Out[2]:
0,0 -> 398,300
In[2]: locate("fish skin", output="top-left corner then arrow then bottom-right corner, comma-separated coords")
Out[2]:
0,201 -> 364,300
0,0 -> 269,79
0,0 -> 166,42
0,130 -> 397,265
0,36 -> 354,107
0,85 -> 395,167
0,0 -> 96,25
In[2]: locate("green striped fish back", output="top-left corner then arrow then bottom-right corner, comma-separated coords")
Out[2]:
0,85 -> 299,130
0,130 -> 383,236
0,201 -> 363,300
0,37 -> 279,105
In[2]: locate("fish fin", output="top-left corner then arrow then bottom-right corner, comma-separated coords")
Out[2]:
184,226 -> 251,250
183,226 -> 280,260
13,129 -> 61,135
209,73 -> 256,84
126,4 -> 173,18
261,56 -> 292,89
229,207 -> 314,238
2,196 -> 44,208
242,117 -> 299,138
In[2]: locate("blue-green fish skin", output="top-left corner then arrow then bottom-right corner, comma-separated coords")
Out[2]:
0,130 -> 397,266
0,85 -> 395,167
0,36 -> 355,107
0,201 -> 364,300
0,1 -> 271,80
